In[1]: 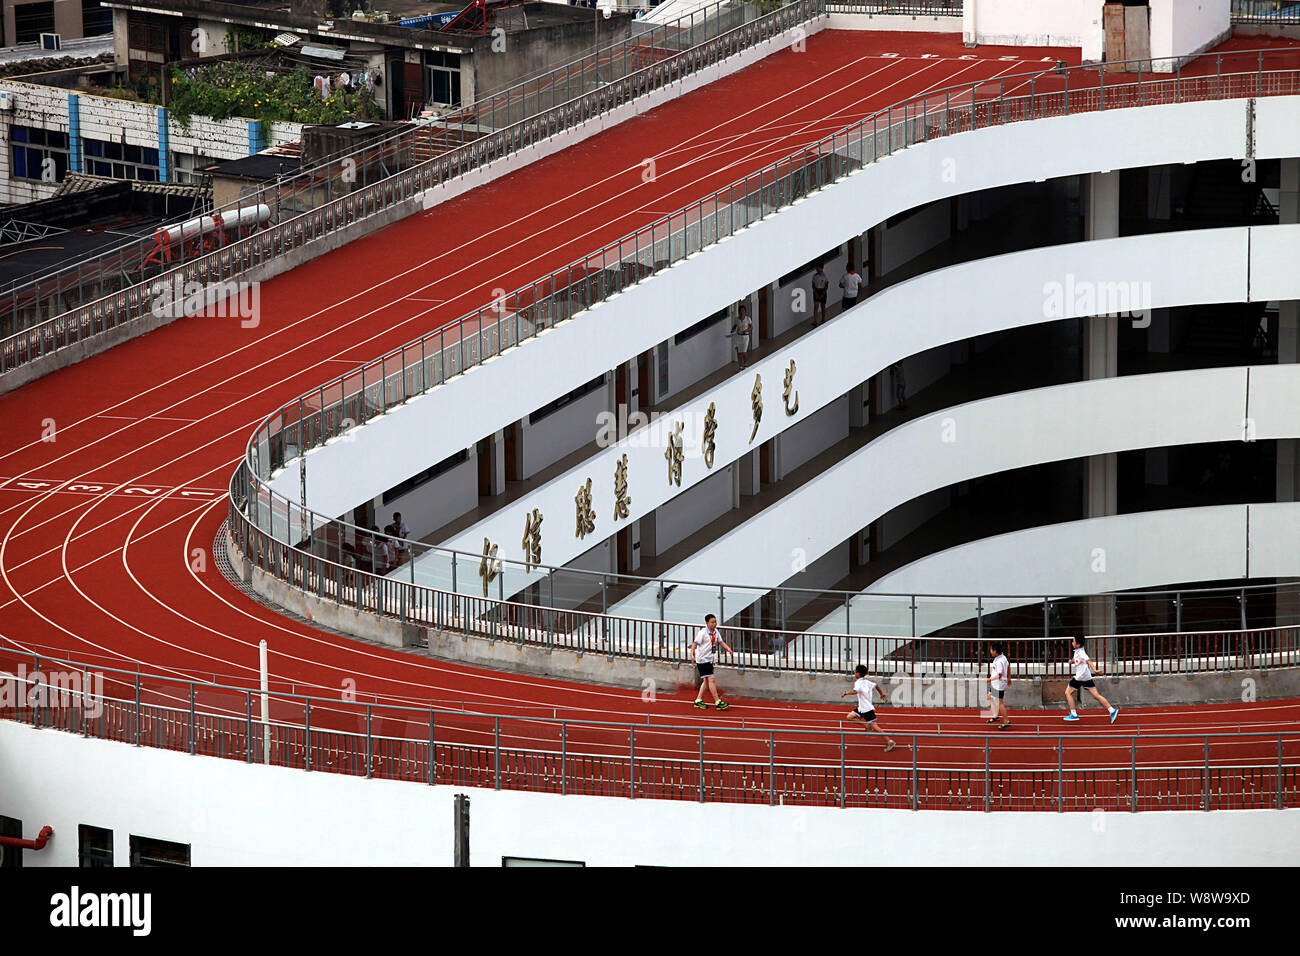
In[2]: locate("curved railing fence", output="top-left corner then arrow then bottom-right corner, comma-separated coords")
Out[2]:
227,473 -> 1300,676
0,0 -> 826,370
2,645 -> 1297,812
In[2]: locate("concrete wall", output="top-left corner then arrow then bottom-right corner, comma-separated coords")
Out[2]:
4,720 -> 1297,867
966,0 -> 1106,61
1150,0 -> 1231,72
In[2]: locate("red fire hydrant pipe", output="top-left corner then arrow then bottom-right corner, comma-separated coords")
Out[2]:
0,826 -> 53,850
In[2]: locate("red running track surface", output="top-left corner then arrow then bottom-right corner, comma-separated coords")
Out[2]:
1,30 -> 1299,802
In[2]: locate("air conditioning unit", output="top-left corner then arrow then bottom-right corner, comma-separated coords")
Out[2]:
0,91 -> 15,111
40,33 -> 62,52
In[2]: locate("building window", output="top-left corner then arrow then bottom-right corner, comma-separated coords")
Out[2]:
529,374 -> 605,424
382,447 -> 470,504
0,816 -> 23,868
15,2 -> 55,44
171,151 -> 215,185
425,51 -> 462,107
78,825 -> 114,867
673,307 -> 729,345
9,125 -> 69,183
501,856 -> 585,867
129,835 -> 190,867
81,0 -> 113,36
84,139 -> 161,182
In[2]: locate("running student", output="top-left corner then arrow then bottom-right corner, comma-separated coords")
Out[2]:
840,664 -> 896,751
690,614 -> 732,710
1064,636 -> 1119,723
984,642 -> 1011,729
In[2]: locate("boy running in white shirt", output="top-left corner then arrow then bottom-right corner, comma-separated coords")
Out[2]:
690,614 -> 733,710
1064,636 -> 1119,723
984,642 -> 1011,729
840,664 -> 896,751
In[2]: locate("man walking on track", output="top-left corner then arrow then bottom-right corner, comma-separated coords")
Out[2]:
985,642 -> 1011,729
691,614 -> 732,710
841,664 -> 896,751
1064,636 -> 1119,723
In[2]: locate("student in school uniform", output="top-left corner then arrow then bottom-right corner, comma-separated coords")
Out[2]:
690,614 -> 733,710
840,664 -> 896,751
810,264 -> 829,326
1064,636 -> 1119,723
731,304 -> 753,369
984,642 -> 1011,729
839,264 -> 862,312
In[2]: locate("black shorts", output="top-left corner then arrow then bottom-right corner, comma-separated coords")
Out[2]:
990,688 -> 1005,700
696,662 -> 714,679
853,709 -> 877,722
813,290 -> 827,304
842,295 -> 858,310
1069,677 -> 1096,689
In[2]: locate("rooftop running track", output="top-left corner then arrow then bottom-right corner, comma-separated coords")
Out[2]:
2,30 -> 1300,803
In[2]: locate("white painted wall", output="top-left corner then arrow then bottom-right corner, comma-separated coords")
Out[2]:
651,463 -> 735,556
4,721 -> 1296,867
274,96 -> 1298,524
522,383 -> 608,479
373,454 -> 477,541
811,502 -> 1300,637
1149,0 -> 1231,72
966,0 -> 1106,62
779,394 -> 848,478
615,363 -> 1300,626
876,199 -> 950,274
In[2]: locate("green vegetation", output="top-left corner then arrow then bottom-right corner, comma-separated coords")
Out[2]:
167,61 -> 383,127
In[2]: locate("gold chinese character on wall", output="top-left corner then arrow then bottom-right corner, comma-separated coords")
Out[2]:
522,508 -> 542,572
574,477 -> 596,539
783,359 -> 799,416
665,420 -> 685,486
479,537 -> 501,596
613,454 -> 631,520
749,374 -> 763,444
702,402 -> 717,469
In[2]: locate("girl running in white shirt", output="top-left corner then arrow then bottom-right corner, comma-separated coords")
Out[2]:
1064,636 -> 1119,723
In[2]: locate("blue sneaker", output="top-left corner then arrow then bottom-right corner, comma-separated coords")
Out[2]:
1063,713 -> 1080,722
1109,707 -> 1119,724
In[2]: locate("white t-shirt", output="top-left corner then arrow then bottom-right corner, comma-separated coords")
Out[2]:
853,677 -> 877,712
840,271 -> 862,298
1072,648 -> 1093,681
811,271 -> 829,293
694,627 -> 719,664
990,654 -> 1009,691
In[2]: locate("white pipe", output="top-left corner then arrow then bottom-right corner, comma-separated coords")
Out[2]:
159,204 -> 271,245
259,639 -> 270,765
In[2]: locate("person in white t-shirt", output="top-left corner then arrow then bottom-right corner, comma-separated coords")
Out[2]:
689,614 -> 733,710
839,264 -> 862,312
1064,636 -> 1119,723
984,642 -> 1011,729
839,664 -> 896,752
731,304 -> 753,370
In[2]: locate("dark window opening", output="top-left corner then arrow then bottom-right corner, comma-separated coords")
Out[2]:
79,825 -> 114,867
529,374 -> 605,424
0,816 -> 23,868
15,2 -> 55,44
383,448 -> 470,504
129,835 -> 190,867
673,308 -> 728,345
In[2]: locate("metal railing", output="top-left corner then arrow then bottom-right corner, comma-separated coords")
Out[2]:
227,466 -> 1300,676
0,0 -> 825,363
1232,1 -> 1300,26
826,0 -> 962,14
4,645 -> 1296,811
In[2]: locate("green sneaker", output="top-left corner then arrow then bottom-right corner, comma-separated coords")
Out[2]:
693,699 -> 708,710
715,700 -> 729,711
